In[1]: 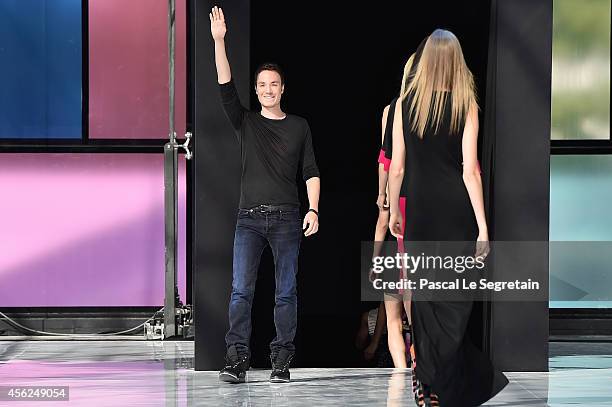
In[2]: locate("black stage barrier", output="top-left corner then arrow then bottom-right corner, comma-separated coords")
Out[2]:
482,0 -> 551,372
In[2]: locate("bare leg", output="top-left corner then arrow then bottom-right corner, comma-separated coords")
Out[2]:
374,208 -> 390,243
384,296 -> 407,368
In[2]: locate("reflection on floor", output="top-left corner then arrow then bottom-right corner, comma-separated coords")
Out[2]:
0,340 -> 611,406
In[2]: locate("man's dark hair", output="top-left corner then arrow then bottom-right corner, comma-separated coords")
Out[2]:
254,63 -> 285,86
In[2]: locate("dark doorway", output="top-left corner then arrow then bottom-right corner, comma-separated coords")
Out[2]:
247,0 -> 492,367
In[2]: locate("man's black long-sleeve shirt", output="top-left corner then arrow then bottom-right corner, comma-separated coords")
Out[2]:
219,80 -> 320,208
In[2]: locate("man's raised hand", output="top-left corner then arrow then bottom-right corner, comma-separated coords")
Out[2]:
209,6 -> 226,41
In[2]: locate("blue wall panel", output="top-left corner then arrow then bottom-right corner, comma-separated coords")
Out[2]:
0,0 -> 82,139
550,155 -> 612,308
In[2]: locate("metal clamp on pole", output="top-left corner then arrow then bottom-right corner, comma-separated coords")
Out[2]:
165,132 -> 192,160
181,131 -> 192,160
177,132 -> 193,160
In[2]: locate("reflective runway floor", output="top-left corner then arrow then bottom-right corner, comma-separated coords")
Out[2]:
0,340 -> 611,406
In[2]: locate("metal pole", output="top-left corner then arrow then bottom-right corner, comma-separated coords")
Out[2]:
168,0 -> 176,144
164,0 -> 178,339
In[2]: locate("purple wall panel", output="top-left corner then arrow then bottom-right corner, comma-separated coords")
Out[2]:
0,154 -> 186,307
88,0 -> 187,139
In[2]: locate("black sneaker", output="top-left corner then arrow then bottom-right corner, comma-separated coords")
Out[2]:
219,345 -> 249,383
270,349 -> 294,383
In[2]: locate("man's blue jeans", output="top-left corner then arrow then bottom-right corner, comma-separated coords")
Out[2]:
225,205 -> 303,357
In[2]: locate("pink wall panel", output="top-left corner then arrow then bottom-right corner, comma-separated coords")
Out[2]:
88,0 -> 187,139
0,154 -> 186,307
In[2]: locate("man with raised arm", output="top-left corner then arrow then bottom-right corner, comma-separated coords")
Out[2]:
209,6 -> 321,384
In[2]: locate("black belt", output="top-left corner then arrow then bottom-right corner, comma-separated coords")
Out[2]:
244,204 -> 299,213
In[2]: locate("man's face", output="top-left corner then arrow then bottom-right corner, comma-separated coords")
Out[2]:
255,70 -> 284,109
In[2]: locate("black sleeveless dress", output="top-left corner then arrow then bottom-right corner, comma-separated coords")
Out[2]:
381,98 -> 410,199
379,97 -> 411,295
400,92 -> 508,406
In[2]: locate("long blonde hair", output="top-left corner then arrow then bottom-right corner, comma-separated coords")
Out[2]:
399,29 -> 477,138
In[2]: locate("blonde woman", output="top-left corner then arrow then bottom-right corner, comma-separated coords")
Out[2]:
388,30 -> 508,406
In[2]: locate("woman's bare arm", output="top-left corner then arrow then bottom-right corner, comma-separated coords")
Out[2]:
388,102 -> 406,238
377,106 -> 390,209
462,105 -> 490,257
